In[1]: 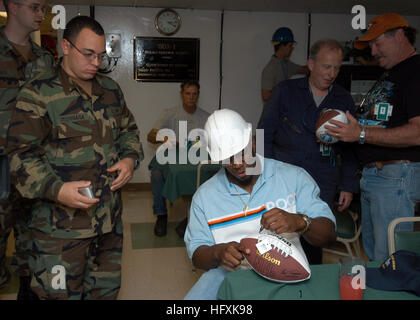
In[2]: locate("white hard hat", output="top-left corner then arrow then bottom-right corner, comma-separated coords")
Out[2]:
204,109 -> 252,162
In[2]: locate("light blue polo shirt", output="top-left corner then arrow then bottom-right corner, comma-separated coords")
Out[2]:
184,155 -> 336,259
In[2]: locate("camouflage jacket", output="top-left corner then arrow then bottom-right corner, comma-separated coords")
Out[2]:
0,25 -> 55,155
7,65 -> 144,238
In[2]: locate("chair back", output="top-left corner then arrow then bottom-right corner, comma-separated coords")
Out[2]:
388,217 -> 420,255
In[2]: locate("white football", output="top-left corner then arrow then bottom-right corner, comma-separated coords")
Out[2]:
315,109 -> 349,144
240,231 -> 311,283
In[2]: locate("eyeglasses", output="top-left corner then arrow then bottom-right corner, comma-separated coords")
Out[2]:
17,2 -> 47,14
65,39 -> 107,63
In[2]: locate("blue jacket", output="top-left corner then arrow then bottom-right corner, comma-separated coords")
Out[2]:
258,77 -> 359,205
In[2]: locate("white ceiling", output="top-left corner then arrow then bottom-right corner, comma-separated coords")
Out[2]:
48,0 -> 420,15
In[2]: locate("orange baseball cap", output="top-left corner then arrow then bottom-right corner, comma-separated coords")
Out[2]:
354,13 -> 409,49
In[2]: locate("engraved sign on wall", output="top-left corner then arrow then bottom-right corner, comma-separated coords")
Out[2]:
134,37 -> 199,82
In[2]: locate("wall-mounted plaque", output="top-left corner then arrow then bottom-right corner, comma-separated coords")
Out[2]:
134,37 -> 199,82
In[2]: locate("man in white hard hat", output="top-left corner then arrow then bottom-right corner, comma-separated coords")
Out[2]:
184,109 -> 336,300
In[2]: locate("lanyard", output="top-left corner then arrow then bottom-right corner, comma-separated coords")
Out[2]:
279,59 -> 289,80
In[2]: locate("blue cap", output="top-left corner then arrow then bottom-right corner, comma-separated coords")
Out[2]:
272,27 -> 295,44
366,250 -> 420,296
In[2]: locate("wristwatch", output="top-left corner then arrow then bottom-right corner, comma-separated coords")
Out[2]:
358,127 -> 366,144
299,214 -> 312,235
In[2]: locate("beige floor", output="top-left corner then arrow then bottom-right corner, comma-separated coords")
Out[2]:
118,191 -> 204,299
0,189 -> 365,300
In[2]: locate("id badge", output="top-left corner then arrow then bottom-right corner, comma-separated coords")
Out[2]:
320,144 -> 331,156
374,103 -> 393,121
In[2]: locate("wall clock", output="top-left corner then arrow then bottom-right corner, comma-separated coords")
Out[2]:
155,8 -> 181,36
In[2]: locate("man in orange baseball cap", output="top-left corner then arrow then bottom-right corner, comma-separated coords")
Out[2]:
354,13 -> 409,49
324,13 -> 420,262
354,13 -> 415,69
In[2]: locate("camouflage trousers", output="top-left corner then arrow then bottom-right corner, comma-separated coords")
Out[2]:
29,219 -> 123,300
0,187 -> 32,288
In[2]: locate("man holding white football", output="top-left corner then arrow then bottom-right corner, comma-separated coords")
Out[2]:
258,39 -> 359,264
184,109 -> 336,299
324,13 -> 420,262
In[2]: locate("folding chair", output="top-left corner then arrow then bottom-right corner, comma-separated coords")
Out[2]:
323,206 -> 362,257
188,160 -> 219,272
388,216 -> 420,255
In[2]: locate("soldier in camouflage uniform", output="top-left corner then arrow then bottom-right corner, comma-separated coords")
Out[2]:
6,16 -> 143,299
0,0 -> 54,298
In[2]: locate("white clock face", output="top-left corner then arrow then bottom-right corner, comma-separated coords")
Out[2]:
156,9 -> 181,35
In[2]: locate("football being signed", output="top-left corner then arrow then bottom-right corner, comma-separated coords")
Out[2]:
240,232 -> 311,283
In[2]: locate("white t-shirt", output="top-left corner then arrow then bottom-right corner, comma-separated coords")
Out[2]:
154,105 -> 210,141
